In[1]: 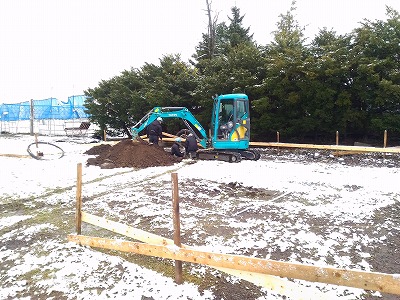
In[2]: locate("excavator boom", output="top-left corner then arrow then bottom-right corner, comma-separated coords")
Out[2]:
131,107 -> 208,148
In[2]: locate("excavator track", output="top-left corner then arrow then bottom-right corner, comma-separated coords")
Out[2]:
196,148 -> 260,162
196,149 -> 242,163
238,149 -> 261,161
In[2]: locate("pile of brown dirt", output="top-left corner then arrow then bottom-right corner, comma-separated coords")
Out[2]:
84,139 -> 181,169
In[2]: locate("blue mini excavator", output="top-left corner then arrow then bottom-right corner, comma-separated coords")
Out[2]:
131,93 -> 260,162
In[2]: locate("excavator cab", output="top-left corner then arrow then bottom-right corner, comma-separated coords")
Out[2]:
211,94 -> 250,150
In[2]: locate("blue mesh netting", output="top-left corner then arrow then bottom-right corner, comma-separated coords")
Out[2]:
0,95 -> 90,121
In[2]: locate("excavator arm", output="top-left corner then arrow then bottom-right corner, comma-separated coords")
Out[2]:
131,107 -> 208,148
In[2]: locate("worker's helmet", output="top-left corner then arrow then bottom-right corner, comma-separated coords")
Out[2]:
175,137 -> 182,143
157,117 -> 163,122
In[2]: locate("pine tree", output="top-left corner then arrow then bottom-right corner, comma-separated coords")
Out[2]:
227,6 -> 253,48
349,6 -> 400,136
193,4 -> 255,64
252,1 -> 310,139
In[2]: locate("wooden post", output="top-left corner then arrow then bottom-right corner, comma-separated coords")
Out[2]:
383,130 -> 387,148
103,129 -> 107,141
30,99 -> 34,136
336,131 -> 339,146
171,173 -> 183,284
35,133 -> 39,156
76,163 -> 82,235
34,133 -> 43,157
383,130 -> 388,159
277,131 -> 280,143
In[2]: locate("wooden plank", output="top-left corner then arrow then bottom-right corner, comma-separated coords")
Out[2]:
250,142 -> 400,154
81,212 -> 172,246
162,132 -> 180,138
80,212 -> 328,299
333,151 -> 365,156
0,154 -> 31,158
138,136 -> 181,144
75,163 -> 82,235
214,267 -> 331,299
68,234 -> 400,296
140,132 -> 180,139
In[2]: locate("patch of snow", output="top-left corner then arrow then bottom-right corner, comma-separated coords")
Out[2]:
0,215 -> 32,228
1,135 -> 399,299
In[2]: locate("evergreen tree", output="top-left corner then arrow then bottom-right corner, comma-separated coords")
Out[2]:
193,5 -> 254,64
252,1 -> 310,140
307,29 -> 354,139
349,6 -> 400,137
84,69 -> 147,138
84,55 -> 199,137
227,6 -> 254,48
84,3 -> 400,143
139,54 -> 199,109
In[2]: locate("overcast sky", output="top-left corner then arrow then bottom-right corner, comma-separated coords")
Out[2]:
0,0 -> 398,104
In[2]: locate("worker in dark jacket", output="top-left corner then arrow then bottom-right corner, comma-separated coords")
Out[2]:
185,133 -> 198,158
171,138 -> 184,157
147,117 -> 163,145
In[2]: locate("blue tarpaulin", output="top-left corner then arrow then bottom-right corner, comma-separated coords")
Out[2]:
0,95 -> 90,121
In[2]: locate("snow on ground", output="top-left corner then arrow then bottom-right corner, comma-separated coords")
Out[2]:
1,134 -> 399,299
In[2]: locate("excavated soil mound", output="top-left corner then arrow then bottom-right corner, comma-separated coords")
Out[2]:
84,139 -> 181,169
84,144 -> 112,156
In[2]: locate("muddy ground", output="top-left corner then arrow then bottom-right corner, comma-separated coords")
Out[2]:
1,136 -> 400,299
80,139 -> 400,299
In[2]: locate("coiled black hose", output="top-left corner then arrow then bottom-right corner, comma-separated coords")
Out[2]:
27,142 -> 65,160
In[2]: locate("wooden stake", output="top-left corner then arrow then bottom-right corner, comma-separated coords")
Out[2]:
103,129 -> 106,142
277,131 -> 280,143
336,131 -> 339,146
384,130 -> 387,148
171,173 -> 183,284
34,133 -> 39,156
76,163 -> 82,235
30,99 -> 34,135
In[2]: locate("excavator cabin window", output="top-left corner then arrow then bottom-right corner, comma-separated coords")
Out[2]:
220,101 -> 234,124
236,100 -> 247,120
217,100 -> 234,140
219,99 -> 248,123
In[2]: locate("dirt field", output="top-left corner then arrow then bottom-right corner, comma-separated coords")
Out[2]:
81,140 -> 400,299
1,135 -> 400,299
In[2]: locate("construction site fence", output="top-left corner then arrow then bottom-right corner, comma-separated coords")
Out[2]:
0,95 -> 90,121
0,95 -> 98,136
